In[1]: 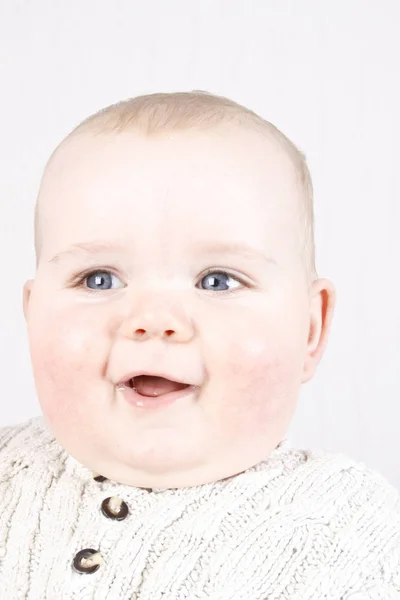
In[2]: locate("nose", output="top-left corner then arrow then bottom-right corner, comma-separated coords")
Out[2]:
118,295 -> 194,343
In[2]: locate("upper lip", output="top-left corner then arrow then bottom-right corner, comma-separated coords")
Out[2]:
117,370 -> 197,387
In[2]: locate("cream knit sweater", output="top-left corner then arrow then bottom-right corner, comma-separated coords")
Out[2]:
0,416 -> 399,600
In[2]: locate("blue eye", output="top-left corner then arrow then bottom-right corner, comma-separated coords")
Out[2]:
199,270 -> 242,292
84,272 -> 120,291
76,268 -> 245,294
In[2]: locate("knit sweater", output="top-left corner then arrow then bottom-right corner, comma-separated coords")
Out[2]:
0,417 -> 399,600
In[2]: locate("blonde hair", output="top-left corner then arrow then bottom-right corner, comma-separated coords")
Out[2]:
34,90 -> 317,281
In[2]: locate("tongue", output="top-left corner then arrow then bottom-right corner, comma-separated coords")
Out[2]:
134,375 -> 189,397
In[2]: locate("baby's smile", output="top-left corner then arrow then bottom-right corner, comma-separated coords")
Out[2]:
117,374 -> 197,409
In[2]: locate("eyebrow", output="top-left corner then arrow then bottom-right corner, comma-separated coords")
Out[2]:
47,240 -> 277,266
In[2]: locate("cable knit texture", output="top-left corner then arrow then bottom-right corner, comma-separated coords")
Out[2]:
0,416 -> 399,600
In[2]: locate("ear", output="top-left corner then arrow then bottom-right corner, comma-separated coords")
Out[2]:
23,279 -> 35,322
301,278 -> 336,384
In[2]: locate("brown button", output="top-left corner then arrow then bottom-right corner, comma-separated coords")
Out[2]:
72,548 -> 103,574
101,496 -> 129,520
93,474 -> 107,482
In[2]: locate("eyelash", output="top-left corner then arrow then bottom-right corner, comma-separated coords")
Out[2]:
70,267 -> 248,295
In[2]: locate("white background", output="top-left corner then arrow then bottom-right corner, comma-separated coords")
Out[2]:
0,1 -> 399,487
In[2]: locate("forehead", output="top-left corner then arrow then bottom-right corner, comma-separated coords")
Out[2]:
49,121 -> 297,175
41,127 -> 300,211
37,128 -> 302,261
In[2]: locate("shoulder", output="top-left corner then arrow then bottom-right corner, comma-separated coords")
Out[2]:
0,415 -> 68,483
304,446 -> 400,505
251,441 -> 400,522
267,440 -> 398,492
281,444 -> 400,524
0,414 -> 53,454
286,444 -> 400,593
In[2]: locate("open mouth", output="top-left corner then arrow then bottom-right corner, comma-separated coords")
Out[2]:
127,375 -> 190,397
118,375 -> 196,409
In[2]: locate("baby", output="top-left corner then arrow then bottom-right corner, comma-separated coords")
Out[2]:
1,91 -> 399,599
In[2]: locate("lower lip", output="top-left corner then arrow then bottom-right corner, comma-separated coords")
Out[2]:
118,384 -> 197,409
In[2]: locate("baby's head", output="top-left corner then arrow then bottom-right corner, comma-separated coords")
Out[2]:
23,91 -> 335,488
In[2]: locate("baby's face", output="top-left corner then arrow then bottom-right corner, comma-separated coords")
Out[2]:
23,125 -> 333,488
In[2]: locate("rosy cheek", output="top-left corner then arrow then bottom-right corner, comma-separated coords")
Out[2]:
214,314 -> 300,432
28,310 -> 101,422
223,356 -> 298,443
